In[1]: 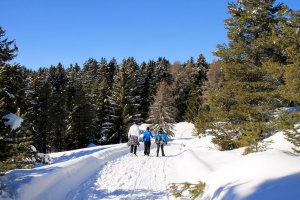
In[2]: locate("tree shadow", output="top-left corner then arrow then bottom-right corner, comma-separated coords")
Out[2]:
243,172 -> 300,200
1,166 -> 60,199
210,172 -> 300,200
51,147 -> 109,164
83,188 -> 168,200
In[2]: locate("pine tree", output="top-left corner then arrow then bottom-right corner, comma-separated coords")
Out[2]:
29,68 -> 52,153
81,58 -> 100,94
65,66 -> 96,149
0,27 -> 26,172
148,81 -> 177,136
123,57 -> 143,124
0,64 -> 34,172
100,67 -> 129,143
277,10 -> 300,154
100,58 -> 141,144
137,62 -> 150,120
95,58 -> 117,141
185,55 -> 209,122
205,0 -> 290,150
149,57 -> 171,97
138,60 -> 156,118
193,61 -> 224,136
47,64 -> 68,151
0,26 -> 18,65
280,10 -> 300,105
169,60 -> 193,122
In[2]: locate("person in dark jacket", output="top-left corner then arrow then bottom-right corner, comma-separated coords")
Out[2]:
154,128 -> 168,157
143,127 -> 153,156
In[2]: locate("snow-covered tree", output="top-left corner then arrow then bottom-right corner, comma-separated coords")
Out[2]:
100,57 -> 141,144
0,64 -> 34,172
65,67 -> 96,149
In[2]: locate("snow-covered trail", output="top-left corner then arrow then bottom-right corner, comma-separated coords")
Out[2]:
66,131 -> 218,200
66,142 -> 187,200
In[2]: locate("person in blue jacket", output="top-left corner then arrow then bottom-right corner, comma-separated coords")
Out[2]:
154,128 -> 168,157
143,127 -> 153,156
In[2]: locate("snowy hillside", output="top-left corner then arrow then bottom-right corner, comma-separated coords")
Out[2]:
1,122 -> 300,200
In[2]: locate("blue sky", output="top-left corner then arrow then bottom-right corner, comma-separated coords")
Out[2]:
1,0 -> 299,70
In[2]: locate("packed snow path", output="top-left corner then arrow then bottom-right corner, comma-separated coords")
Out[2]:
68,149 -> 171,199
64,137 -> 205,199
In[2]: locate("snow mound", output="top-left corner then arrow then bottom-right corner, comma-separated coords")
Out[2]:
86,143 -> 96,148
172,122 -> 195,139
264,131 -> 293,153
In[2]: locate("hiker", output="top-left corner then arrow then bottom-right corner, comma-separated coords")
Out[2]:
127,123 -> 140,155
154,128 -> 168,157
143,127 -> 153,156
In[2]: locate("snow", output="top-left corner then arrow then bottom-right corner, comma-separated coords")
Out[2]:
2,113 -> 23,130
87,143 -> 97,148
4,91 -> 15,99
30,145 -> 37,152
1,122 -> 300,200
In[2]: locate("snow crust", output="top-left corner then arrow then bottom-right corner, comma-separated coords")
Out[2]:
1,122 -> 300,200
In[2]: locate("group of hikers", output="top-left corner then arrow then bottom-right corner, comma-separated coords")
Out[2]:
127,124 -> 168,157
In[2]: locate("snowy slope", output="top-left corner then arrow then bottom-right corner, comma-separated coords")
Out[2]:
1,122 -> 300,200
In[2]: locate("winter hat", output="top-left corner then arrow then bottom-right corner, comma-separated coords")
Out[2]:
159,128 -> 163,132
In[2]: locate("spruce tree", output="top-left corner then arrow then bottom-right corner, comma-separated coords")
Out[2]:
193,61 -> 224,136
47,64 -> 68,151
0,26 -> 18,65
277,10 -> 300,154
65,66 -> 96,149
137,61 -> 151,120
149,57 -> 171,96
280,10 -> 300,105
100,57 -> 141,144
143,60 -> 157,112
0,27 -> 32,172
205,0 -> 290,150
81,58 -> 100,94
0,65 -> 34,172
169,60 -> 194,122
30,68 -> 52,153
101,67 -> 129,143
185,55 -> 209,122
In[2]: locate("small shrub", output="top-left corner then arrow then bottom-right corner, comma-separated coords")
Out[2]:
169,181 -> 206,199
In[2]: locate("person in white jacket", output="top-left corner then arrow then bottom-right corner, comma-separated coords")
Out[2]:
127,123 -> 140,155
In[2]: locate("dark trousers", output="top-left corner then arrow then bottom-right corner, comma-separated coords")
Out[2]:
130,145 -> 137,155
144,141 -> 151,155
156,144 -> 165,157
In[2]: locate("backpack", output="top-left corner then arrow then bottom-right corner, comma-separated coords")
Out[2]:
155,134 -> 162,144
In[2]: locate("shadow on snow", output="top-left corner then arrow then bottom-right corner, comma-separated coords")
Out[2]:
51,147 -> 109,164
211,172 -> 300,200
84,188 -> 167,200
